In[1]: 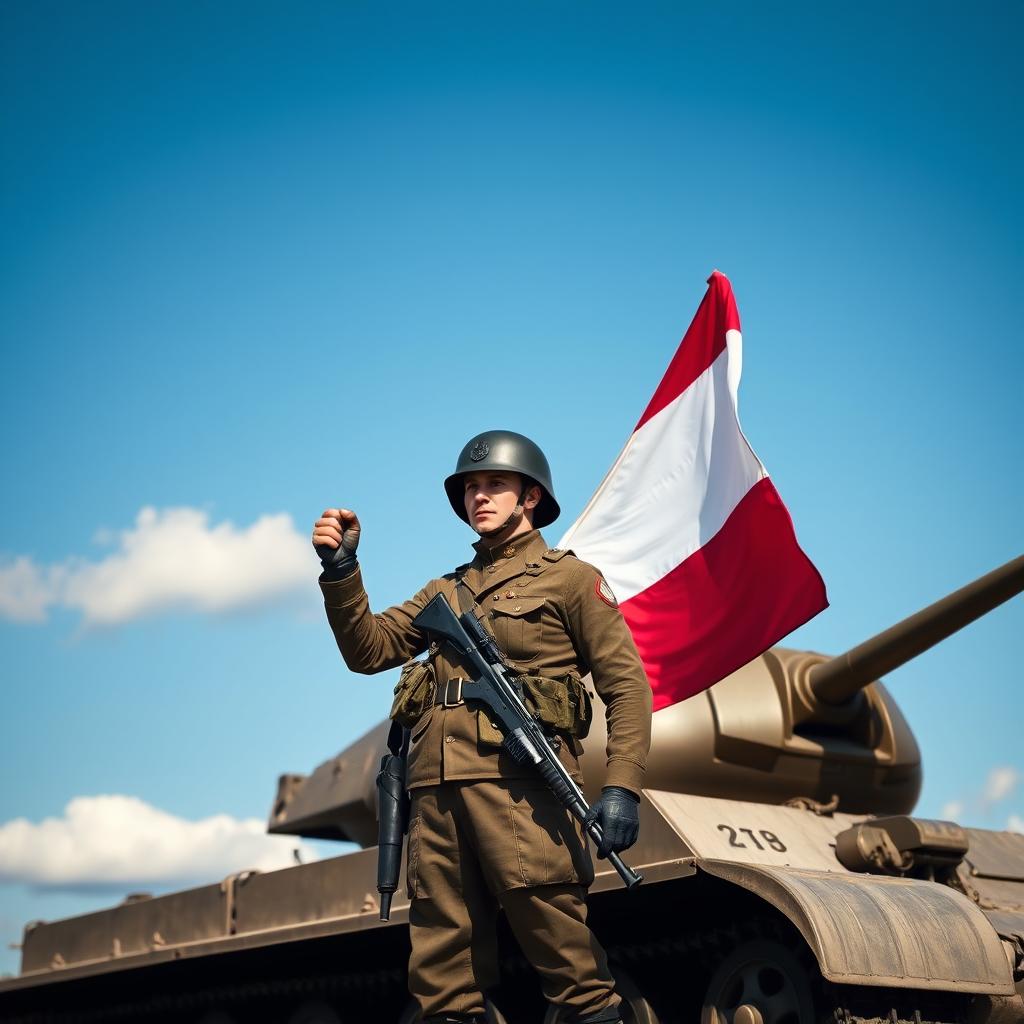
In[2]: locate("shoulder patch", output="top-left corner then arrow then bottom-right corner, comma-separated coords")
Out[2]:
595,575 -> 618,607
543,547 -> 575,562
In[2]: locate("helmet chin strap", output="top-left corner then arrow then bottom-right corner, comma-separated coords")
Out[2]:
476,506 -> 524,540
475,485 -> 528,541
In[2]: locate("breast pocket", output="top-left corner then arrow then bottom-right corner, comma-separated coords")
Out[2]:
488,595 -> 546,664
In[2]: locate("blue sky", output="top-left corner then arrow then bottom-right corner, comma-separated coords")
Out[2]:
1,1 -> 1022,977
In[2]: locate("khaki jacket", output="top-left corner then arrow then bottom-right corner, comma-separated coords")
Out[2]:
320,529 -> 652,794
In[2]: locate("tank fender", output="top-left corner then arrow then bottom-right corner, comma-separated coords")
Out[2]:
699,858 -> 1015,997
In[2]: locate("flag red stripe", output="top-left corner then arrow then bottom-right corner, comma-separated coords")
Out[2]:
635,271 -> 742,431
620,477 -> 828,711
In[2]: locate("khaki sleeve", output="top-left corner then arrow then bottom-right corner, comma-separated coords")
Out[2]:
563,560 -> 652,796
319,566 -> 434,674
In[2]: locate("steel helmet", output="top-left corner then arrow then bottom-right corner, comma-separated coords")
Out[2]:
444,430 -> 560,528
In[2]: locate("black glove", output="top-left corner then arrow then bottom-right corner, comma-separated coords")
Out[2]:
583,786 -> 640,858
318,539 -> 358,580
314,509 -> 361,580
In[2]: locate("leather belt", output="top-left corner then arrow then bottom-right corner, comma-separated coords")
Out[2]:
436,677 -> 466,708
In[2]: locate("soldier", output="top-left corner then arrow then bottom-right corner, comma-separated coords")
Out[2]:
312,430 -> 652,1024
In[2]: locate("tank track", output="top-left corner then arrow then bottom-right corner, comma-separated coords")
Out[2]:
1,920 -> 981,1024
827,1004 -> 971,1024
0,963 -> 408,1024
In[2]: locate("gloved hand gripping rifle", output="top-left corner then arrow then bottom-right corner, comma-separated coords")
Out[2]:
412,593 -> 643,890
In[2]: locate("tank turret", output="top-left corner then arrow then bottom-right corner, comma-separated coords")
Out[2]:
270,555 -> 1024,843
607,553 -> 1023,816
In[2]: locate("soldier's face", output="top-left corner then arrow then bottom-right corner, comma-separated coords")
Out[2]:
462,472 -> 524,532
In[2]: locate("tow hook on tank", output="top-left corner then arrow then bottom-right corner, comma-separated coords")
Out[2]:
834,815 -> 968,878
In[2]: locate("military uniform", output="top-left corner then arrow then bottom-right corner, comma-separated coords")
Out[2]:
321,526 -> 652,1020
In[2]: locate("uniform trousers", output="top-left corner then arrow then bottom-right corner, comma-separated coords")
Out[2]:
407,780 -> 619,1020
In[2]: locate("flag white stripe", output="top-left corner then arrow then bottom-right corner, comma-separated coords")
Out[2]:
559,330 -> 766,603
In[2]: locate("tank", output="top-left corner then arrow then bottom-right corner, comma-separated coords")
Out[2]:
1,555 -> 1022,1024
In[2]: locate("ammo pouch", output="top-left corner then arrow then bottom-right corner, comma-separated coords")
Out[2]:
520,671 -> 593,740
389,659 -> 436,729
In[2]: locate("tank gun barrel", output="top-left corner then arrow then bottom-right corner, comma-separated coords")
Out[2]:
809,553 -> 1024,706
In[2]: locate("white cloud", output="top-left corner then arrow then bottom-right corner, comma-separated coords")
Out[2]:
0,795 -> 318,890
0,506 -> 313,626
1009,814 -> 1024,834
0,558 -> 57,623
939,765 -> 1022,827
981,766 -> 1019,807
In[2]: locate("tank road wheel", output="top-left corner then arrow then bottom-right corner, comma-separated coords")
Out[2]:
542,969 -> 659,1024
700,938 -> 817,1024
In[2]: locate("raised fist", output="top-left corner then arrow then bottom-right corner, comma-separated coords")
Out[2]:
312,508 -> 361,573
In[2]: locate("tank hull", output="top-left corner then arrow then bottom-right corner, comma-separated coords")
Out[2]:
3,794 -> 1020,1024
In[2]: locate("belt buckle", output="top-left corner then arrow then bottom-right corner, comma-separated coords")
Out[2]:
442,677 -> 464,708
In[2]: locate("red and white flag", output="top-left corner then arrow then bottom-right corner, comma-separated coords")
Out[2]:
559,271 -> 828,711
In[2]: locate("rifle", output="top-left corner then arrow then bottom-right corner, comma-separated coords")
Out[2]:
412,593 -> 643,890
375,722 -> 410,921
